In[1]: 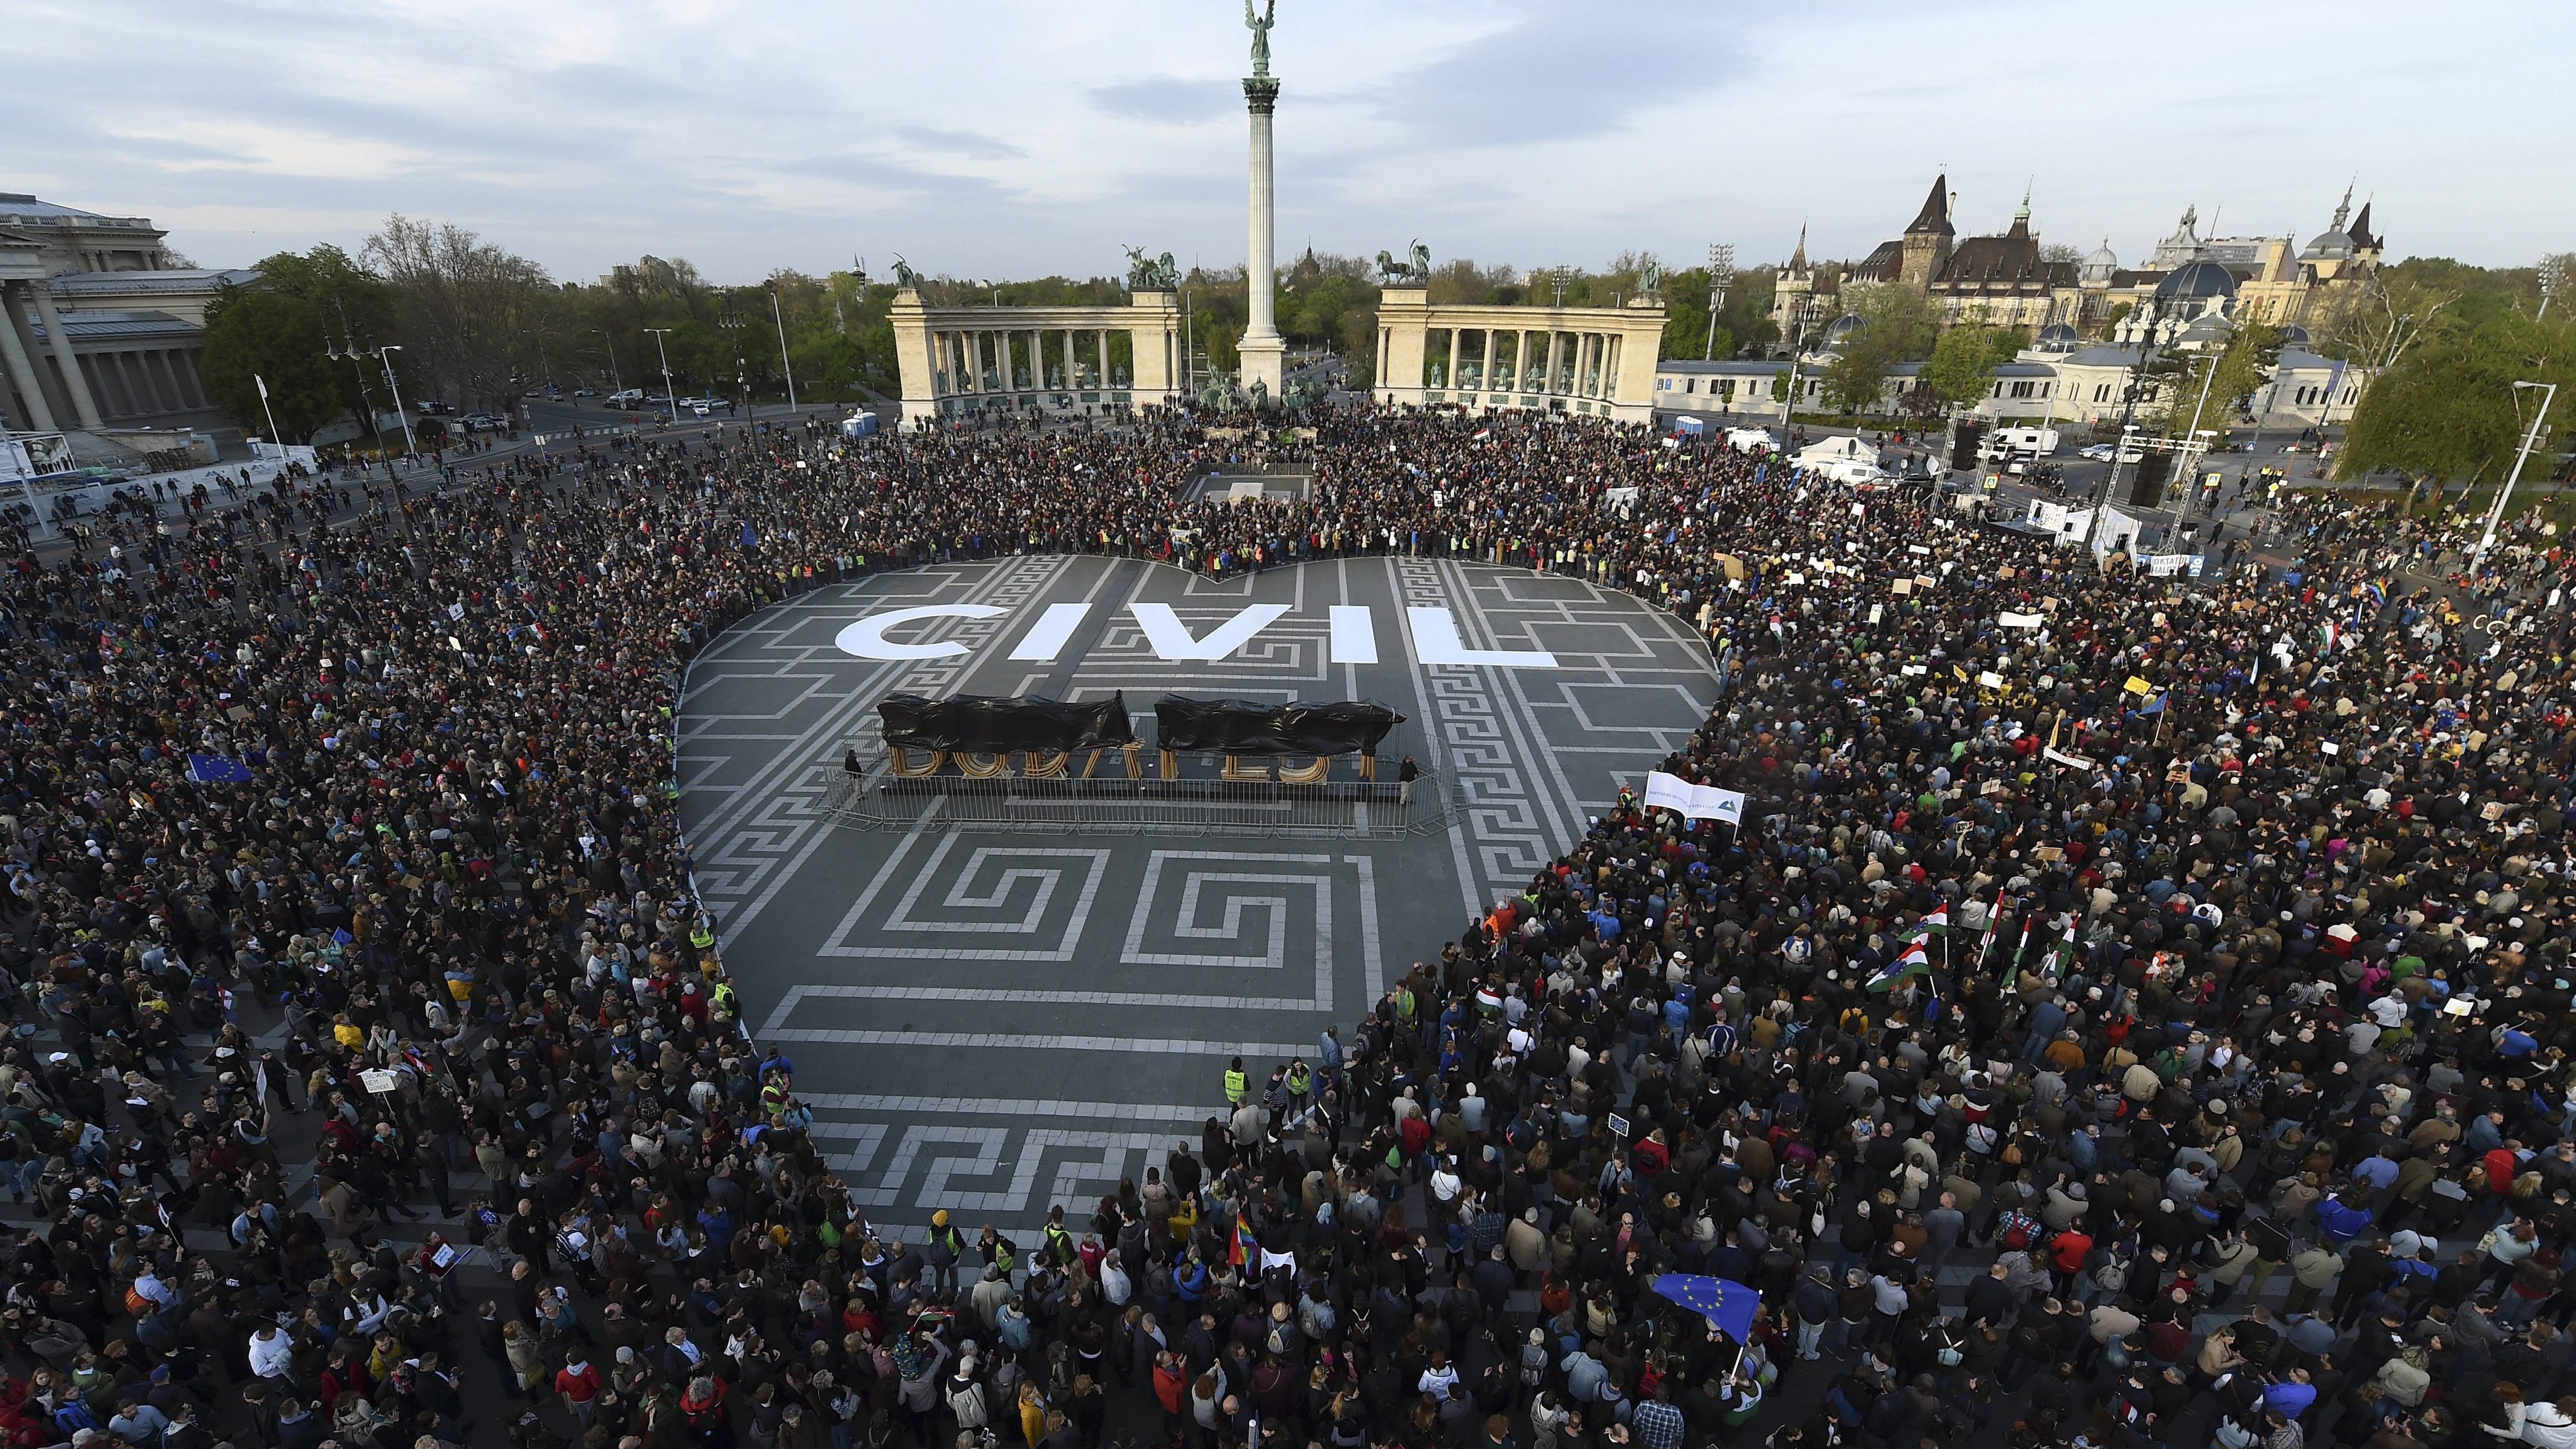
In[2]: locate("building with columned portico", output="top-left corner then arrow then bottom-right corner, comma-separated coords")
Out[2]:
0,193 -> 246,439
1373,287 -> 1667,423
888,286 -> 1186,426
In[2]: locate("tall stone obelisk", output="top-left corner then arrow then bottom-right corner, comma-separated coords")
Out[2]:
1237,0 -> 1285,406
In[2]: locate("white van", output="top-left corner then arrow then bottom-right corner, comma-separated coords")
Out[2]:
606,388 -> 647,409
1724,426 -> 1778,454
1813,457 -> 1887,487
1979,426 -> 2060,462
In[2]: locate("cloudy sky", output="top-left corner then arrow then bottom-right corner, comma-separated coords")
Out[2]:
10,0 -> 2573,285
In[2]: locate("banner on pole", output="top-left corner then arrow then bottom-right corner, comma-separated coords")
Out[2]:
1643,771 -> 1746,825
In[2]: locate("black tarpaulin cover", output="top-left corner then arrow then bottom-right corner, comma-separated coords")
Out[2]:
1153,697 -> 1405,756
877,693 -> 1137,752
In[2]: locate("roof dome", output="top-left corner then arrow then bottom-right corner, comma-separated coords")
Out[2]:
2154,259 -> 2238,301
2084,241 -> 2117,269
1821,312 -> 1865,347
2278,323 -> 2312,346
2178,311 -> 2234,346
2034,323 -> 2079,353
2303,228 -> 2354,261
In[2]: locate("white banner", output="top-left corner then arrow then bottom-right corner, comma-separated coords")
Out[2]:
1643,771 -> 1746,825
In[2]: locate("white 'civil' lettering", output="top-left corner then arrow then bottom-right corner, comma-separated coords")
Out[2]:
835,604 -> 1007,659
1127,602 -> 1292,661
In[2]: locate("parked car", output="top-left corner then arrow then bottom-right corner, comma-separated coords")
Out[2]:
572,388 -> 598,398
461,414 -> 508,434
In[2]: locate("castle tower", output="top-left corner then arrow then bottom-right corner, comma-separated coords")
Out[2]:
1899,173 -> 1953,289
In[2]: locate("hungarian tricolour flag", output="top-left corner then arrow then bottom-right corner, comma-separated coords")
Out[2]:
2038,920 -> 2079,982
1866,941 -> 1932,994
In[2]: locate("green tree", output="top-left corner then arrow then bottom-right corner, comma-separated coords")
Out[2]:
1816,287 -> 1940,415
2338,306 -> 2575,485
199,287 -> 344,442
2160,323 -> 2284,436
1819,337 -> 1891,415
1921,323 -> 2020,410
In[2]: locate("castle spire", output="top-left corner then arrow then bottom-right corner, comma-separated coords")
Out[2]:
1790,221 -> 1808,271
1907,173 -> 1951,236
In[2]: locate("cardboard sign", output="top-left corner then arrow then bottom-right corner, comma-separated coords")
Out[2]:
2124,677 -> 2154,697
360,1068 -> 400,1095
1891,579 -> 1913,596
1978,671 -> 2005,689
1999,612 -> 2044,629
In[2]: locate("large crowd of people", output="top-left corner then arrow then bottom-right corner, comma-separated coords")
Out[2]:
0,399 -> 2572,1449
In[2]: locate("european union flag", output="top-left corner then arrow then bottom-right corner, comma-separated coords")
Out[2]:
186,754 -> 253,784
739,522 -> 758,549
1650,1274 -> 1760,1342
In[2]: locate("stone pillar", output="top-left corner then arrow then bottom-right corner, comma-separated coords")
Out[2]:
0,285 -> 58,432
1237,74 -> 1285,402
181,350 -> 211,409
114,352 -> 149,415
28,282 -> 102,430
1514,331 -> 1531,395
1096,330 -> 1109,387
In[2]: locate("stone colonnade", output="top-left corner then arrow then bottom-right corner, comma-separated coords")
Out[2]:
889,289 -> 1184,427
1396,325 -> 1629,400
928,326 -> 1127,397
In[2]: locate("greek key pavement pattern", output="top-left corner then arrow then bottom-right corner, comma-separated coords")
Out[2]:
677,555 -> 1714,1240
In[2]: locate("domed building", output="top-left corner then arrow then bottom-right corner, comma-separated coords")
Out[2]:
2079,240 -> 2118,287
2032,323 -> 2080,353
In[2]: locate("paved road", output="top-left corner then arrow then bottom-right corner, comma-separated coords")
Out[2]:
677,554 -> 1720,1243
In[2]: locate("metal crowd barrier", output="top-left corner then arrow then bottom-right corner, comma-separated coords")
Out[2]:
821,756 -> 1452,838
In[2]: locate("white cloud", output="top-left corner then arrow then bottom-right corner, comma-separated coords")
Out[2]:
4,0 -> 2570,282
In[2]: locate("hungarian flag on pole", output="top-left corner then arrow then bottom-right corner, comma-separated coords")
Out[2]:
2039,920 -> 2079,982
1911,906 -> 1949,938
1866,941 -> 1932,993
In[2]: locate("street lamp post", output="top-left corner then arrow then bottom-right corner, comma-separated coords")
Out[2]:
590,329 -> 622,396
1704,243 -> 1735,360
1777,296 -> 1821,442
2472,381 -> 2559,574
2079,304 -> 2161,553
643,329 -> 679,424
769,286 -> 799,414
375,345 -> 418,458
326,334 -> 383,455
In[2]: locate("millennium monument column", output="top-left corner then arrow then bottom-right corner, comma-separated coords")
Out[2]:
1237,0 -> 1286,406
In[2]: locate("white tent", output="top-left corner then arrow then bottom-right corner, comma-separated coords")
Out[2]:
1794,435 -> 1875,468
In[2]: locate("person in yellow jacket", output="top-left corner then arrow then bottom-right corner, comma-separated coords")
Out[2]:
1223,1056 -> 1248,1107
